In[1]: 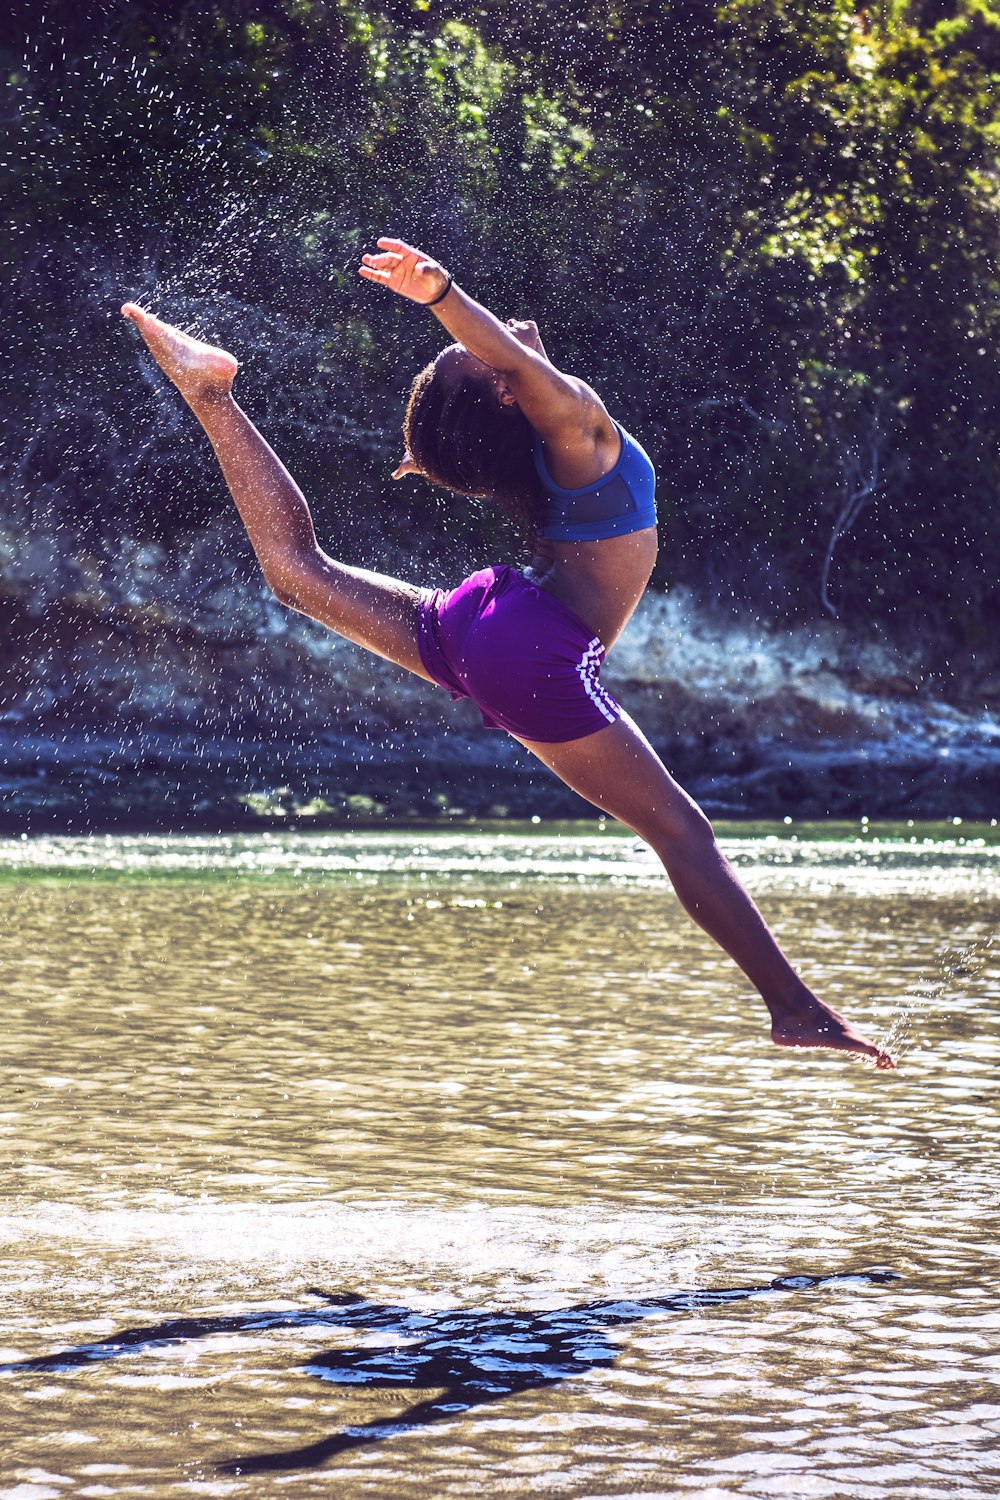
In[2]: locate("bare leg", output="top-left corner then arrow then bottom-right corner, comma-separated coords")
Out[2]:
120,309 -> 891,1066
121,304 -> 432,677
519,714 -> 895,1069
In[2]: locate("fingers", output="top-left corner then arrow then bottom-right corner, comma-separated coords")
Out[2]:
358,249 -> 406,288
368,239 -> 440,274
392,453 -> 420,480
358,238 -> 442,300
376,236 -> 422,256
359,253 -> 399,286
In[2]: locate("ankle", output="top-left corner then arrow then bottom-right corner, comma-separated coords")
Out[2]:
763,978 -> 818,1020
187,387 -> 235,421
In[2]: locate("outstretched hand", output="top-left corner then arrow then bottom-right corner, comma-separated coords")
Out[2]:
359,238 -> 450,304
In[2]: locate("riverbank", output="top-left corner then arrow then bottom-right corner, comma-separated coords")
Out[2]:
2,532 -> 997,830
2,718 -> 997,832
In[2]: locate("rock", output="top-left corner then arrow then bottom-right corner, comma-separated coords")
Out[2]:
1,538 -> 998,829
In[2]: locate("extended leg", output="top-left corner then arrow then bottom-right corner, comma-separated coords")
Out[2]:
519,713 -> 894,1068
121,305 -> 431,677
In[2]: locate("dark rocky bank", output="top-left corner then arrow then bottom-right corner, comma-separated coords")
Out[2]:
1,535 -> 998,832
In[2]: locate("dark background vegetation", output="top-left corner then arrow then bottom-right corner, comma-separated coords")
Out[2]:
2,0 -> 998,660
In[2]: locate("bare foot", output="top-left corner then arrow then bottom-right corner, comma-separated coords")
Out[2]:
770,993 -> 896,1069
121,304 -> 238,406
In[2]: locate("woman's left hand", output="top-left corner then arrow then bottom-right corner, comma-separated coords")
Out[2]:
359,238 -> 450,304
506,319 -> 549,360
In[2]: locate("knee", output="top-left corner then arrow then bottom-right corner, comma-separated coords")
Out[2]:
646,796 -> 715,859
678,799 -> 716,849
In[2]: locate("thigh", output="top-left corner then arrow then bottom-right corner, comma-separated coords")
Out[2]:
284,550 -> 435,682
515,712 -> 711,848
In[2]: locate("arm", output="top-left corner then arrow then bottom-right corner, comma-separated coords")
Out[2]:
359,238 -> 615,449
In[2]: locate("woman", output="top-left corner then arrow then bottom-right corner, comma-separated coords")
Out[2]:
121,236 -> 894,1069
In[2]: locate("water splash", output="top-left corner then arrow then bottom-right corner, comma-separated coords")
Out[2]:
879,932 -> 996,1063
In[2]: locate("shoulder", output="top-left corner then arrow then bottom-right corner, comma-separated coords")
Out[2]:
539,375 -> 619,468
535,399 -> 623,491
563,376 -> 617,440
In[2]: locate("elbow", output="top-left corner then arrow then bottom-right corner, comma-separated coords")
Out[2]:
268,580 -> 300,611
261,553 -> 311,611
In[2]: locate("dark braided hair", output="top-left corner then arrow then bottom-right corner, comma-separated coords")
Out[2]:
403,352 -> 547,539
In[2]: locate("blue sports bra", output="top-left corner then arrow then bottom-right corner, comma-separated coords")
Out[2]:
533,423 -> 657,542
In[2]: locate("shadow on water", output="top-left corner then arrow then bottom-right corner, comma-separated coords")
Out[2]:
2,1269 -> 898,1474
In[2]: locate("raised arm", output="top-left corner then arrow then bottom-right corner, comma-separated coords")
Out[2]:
359,238 -> 615,452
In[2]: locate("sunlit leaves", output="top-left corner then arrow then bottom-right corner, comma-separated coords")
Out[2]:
1,0 -> 998,637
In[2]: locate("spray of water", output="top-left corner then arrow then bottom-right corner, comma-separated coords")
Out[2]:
878,933 -> 996,1064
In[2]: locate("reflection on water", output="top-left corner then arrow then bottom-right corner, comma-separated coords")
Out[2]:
1,826 -> 998,1498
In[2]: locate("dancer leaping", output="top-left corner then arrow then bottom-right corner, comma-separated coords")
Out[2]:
121,236 -> 895,1069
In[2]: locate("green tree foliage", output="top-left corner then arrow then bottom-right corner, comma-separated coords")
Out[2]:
716,0 -> 1000,630
1,0 -> 997,645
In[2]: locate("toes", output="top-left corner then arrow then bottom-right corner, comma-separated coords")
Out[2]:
121,303 -> 156,332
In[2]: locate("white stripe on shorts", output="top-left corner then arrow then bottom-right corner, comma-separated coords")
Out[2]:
575,637 -> 618,724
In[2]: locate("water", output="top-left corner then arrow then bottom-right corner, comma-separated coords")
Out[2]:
2,825 -> 998,1498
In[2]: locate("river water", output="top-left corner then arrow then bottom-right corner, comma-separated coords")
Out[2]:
1,824 -> 998,1499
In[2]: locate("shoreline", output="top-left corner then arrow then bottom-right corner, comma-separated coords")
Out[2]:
3,723 -> 997,835
2,552 -> 997,833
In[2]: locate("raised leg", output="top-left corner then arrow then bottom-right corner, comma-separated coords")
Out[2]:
518,713 -> 895,1068
121,304 -> 432,678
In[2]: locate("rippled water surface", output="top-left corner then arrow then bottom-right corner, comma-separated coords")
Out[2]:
2,825 -> 998,1499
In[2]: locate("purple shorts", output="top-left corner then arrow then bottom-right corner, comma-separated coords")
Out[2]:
417,565 -> 621,743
